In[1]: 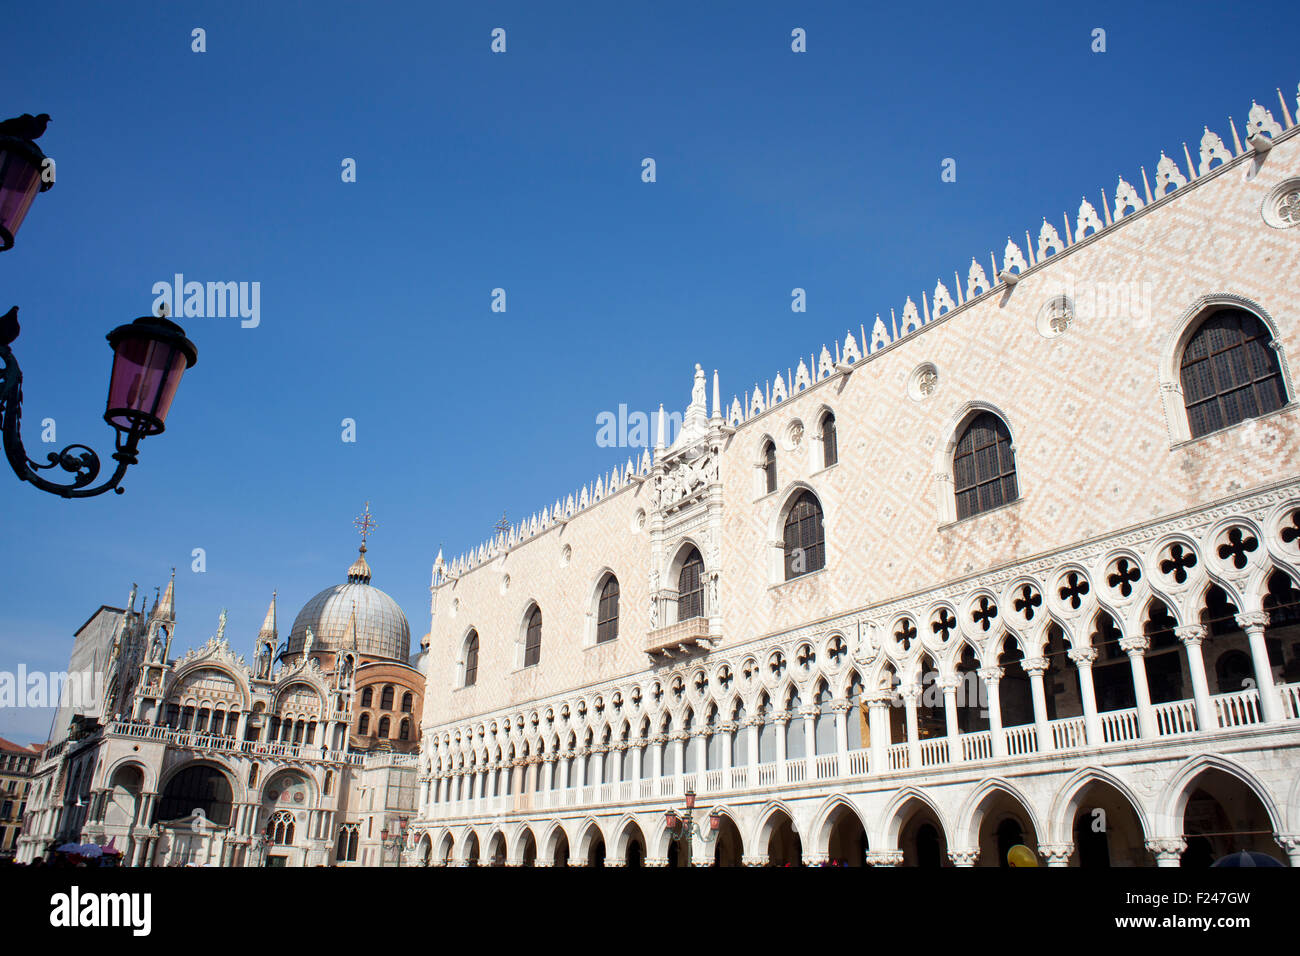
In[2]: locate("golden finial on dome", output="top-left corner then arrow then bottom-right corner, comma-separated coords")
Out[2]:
348,502 -> 375,583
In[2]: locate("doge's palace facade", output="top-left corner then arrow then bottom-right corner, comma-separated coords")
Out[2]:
413,82 -> 1300,867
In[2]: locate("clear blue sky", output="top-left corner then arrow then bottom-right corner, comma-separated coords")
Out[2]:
3,0 -> 1299,743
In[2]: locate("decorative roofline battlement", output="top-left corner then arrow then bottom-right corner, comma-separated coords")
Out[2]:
433,81 -> 1300,587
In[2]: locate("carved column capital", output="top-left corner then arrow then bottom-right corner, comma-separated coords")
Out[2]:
1175,624 -> 1207,645
1021,657 -> 1049,675
1068,648 -> 1098,666
1145,838 -> 1187,863
947,848 -> 979,867
1119,635 -> 1149,655
865,849 -> 904,867
1038,843 -> 1074,865
977,666 -> 1004,684
1235,611 -> 1270,632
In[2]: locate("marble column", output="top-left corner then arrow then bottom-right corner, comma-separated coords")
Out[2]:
1069,648 -> 1103,745
1023,657 -> 1053,753
979,667 -> 1006,757
1175,625 -> 1215,731
1120,635 -> 1157,738
1238,612 -> 1282,723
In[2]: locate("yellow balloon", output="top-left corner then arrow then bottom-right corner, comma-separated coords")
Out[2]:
1007,844 -> 1038,867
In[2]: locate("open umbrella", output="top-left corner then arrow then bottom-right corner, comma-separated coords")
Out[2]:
76,844 -> 104,858
1211,850 -> 1286,867
55,842 -> 80,853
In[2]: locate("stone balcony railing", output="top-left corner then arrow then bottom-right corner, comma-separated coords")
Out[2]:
104,721 -> 366,765
422,682 -> 1300,822
644,617 -> 714,659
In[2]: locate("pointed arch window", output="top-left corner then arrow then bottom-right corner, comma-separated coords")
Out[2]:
596,576 -> 620,644
677,548 -> 705,621
953,412 -> 1018,520
762,440 -> 777,494
821,412 -> 838,467
267,809 -> 295,845
783,491 -> 826,579
524,607 -> 543,667
1180,308 -> 1286,438
463,631 -> 479,687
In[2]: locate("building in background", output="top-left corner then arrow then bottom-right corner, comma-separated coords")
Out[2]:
412,82 -> 1300,867
15,525 -> 425,867
0,737 -> 39,859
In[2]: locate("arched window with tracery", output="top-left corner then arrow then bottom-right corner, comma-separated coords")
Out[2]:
821,412 -> 838,468
1180,308 -> 1286,438
677,548 -> 705,621
380,685 -> 395,710
524,607 -> 543,667
463,631 -> 479,687
762,440 -> 777,494
953,412 -> 1018,520
596,576 -> 620,644
336,824 -> 359,862
783,491 -> 826,580
267,809 -> 295,845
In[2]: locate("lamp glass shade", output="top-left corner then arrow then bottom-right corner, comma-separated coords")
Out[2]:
709,811 -> 721,831
0,140 -> 45,249
664,810 -> 678,829
684,789 -> 696,810
105,317 -> 197,435
379,829 -> 389,842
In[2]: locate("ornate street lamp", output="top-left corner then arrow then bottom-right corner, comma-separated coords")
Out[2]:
664,789 -> 722,866
0,114 -> 52,251
379,815 -> 409,868
0,113 -> 198,498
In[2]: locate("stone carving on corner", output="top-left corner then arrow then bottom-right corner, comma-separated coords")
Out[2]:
1153,152 -> 1188,198
654,445 -> 719,513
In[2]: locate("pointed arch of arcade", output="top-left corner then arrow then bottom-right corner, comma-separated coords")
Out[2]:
434,828 -> 455,866
485,828 -> 508,866
955,777 -> 1046,852
456,826 -> 484,865
809,794 -> 869,857
510,824 -> 538,866
610,813 -> 647,862
1047,766 -> 1153,845
539,820 -> 571,866
875,785 -> 951,851
749,798 -> 802,856
573,816 -> 606,863
1154,753 -> 1284,840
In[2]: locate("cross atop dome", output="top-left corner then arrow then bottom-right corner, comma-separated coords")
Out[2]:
354,501 -> 377,552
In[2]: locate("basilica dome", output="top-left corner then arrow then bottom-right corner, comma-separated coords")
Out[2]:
287,546 -> 410,662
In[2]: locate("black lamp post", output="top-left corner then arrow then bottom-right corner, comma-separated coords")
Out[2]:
0,113 -> 198,498
663,789 -> 721,867
379,815 -> 409,868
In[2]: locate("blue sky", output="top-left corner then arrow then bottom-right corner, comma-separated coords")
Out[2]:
2,0 -> 1299,743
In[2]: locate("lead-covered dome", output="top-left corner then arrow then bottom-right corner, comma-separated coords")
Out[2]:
287,546 -> 410,661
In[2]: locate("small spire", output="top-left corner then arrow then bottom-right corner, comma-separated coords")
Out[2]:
156,569 -> 175,622
258,591 -> 277,641
711,369 -> 721,422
